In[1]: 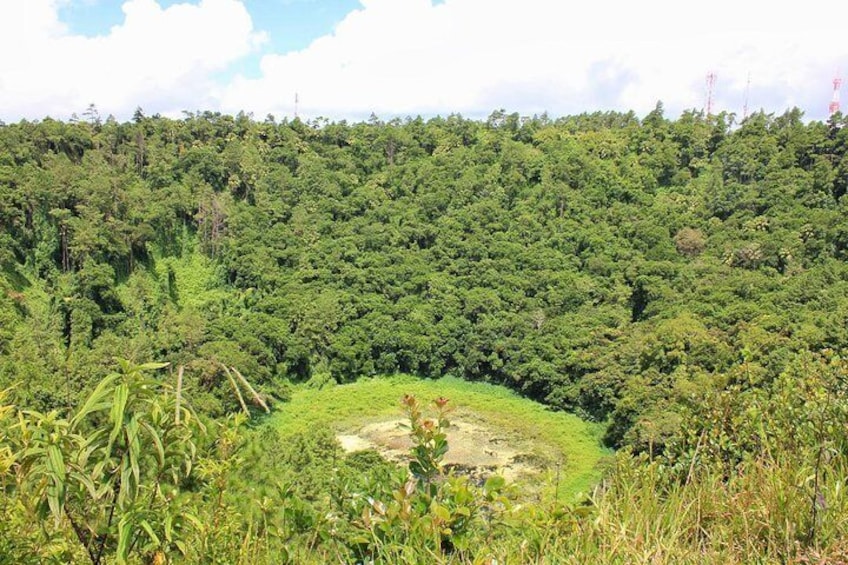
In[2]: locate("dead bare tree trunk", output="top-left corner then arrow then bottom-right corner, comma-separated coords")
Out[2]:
175,365 -> 184,425
230,366 -> 270,413
219,362 -> 249,416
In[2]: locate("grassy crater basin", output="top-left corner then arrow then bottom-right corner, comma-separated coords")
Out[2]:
270,375 -> 611,500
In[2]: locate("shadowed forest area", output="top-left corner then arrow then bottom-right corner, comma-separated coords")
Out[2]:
2,106 -> 848,563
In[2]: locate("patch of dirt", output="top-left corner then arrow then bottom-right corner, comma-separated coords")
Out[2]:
337,416 -> 552,483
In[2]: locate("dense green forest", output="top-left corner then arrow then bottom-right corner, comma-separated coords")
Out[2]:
2,106 -> 848,563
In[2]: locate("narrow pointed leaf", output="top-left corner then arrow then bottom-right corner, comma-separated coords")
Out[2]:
117,515 -> 132,564
109,383 -> 129,448
71,374 -> 118,428
46,444 -> 65,483
139,519 -> 161,546
69,470 -> 99,500
127,415 -> 141,490
140,421 -> 165,468
134,362 -> 170,372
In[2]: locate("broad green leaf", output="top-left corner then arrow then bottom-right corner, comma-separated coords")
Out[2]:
484,475 -> 505,494
21,446 -> 46,459
78,436 -> 104,468
45,443 -> 67,522
431,502 -> 451,522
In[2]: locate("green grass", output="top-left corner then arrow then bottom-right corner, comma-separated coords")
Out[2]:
153,245 -> 230,309
269,374 -> 612,500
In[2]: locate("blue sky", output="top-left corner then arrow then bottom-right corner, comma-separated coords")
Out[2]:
57,0 -> 361,79
1,0 -> 847,122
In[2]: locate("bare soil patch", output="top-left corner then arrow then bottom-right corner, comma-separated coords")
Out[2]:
337,412 -> 559,483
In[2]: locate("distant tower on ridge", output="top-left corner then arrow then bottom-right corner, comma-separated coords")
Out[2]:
295,92 -> 300,119
705,72 -> 717,116
829,75 -> 842,116
743,73 -> 751,120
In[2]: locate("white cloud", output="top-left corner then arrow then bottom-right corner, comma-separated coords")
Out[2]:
0,0 -> 265,120
222,0 -> 848,121
2,0 -> 848,122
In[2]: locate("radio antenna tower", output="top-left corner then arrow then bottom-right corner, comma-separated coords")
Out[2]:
705,72 -> 717,116
829,75 -> 842,116
295,92 -> 299,119
743,73 -> 751,120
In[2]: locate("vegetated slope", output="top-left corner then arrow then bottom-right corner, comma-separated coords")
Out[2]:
2,107 -> 848,563
2,107 -> 848,450
271,375 -> 609,498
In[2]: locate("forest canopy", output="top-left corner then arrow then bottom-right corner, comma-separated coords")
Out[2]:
2,106 -> 848,447
2,105 -> 848,562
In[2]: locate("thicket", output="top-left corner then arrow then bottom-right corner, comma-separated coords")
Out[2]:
2,354 -> 847,563
2,105 -> 848,561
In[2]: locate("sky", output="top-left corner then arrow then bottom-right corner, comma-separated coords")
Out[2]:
1,0 -> 847,123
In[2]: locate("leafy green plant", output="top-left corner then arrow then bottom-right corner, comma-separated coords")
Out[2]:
403,394 -> 450,488
350,395 -> 511,562
12,360 -> 204,564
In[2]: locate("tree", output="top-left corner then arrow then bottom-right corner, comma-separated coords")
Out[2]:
674,227 -> 706,257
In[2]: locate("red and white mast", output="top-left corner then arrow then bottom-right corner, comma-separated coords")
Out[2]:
829,75 -> 842,116
705,72 -> 717,116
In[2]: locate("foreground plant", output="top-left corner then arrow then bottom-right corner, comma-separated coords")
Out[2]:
350,395 -> 511,563
11,360 -> 204,564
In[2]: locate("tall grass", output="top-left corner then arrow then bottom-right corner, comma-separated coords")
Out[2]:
512,452 -> 848,564
218,451 -> 848,564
